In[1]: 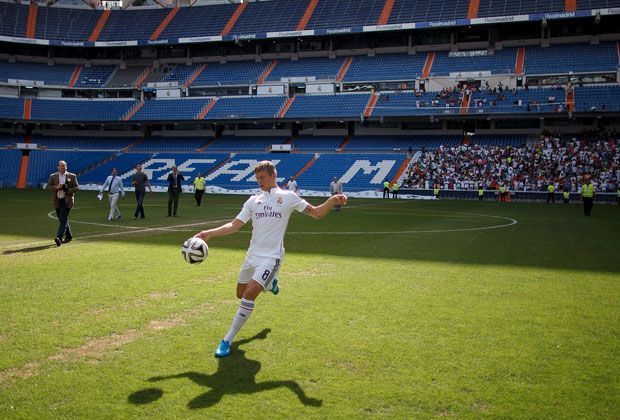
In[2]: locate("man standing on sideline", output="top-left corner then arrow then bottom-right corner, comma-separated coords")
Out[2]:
167,166 -> 184,217
392,181 -> 399,199
287,177 -> 298,194
47,160 -> 78,246
581,175 -> 595,216
562,188 -> 570,204
547,183 -> 555,203
132,164 -> 152,219
478,185 -> 484,201
330,176 -> 343,212
193,173 -> 206,206
383,179 -> 390,199
99,168 -> 125,221
193,161 -> 347,358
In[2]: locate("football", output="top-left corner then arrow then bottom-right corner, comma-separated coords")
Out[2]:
181,237 -> 208,264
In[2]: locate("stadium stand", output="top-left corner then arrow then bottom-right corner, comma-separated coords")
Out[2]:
342,54 -> 427,82
431,49 -> 517,76
205,96 -> 287,120
286,94 -> 370,119
74,65 -> 116,89
574,85 -> 620,112
0,97 -> 24,120
229,0 -> 310,34
305,0 -> 384,29
97,9 -> 169,42
158,3 -> 236,38
34,6 -> 98,41
187,61 -> 269,87
26,150 -> 112,186
29,98 -> 136,122
33,136 -> 134,151
476,0 -> 565,17
292,135 -> 345,151
346,135 -> 462,150
209,136 -> 288,151
266,57 -> 346,82
131,137 -> 210,152
0,149 -> 22,187
77,152 -> 153,185
131,97 -> 212,121
524,43 -> 618,75
0,61 -> 74,86
387,0 -> 470,23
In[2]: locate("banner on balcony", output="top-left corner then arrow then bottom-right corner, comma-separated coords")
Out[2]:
257,85 -> 285,95
306,83 -> 335,94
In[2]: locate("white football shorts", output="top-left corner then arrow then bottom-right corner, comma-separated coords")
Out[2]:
238,256 -> 281,290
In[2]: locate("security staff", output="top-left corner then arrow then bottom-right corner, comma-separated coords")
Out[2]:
193,173 -> 206,206
433,185 -> 440,199
499,184 -> 507,202
547,184 -> 555,203
563,189 -> 570,204
581,176 -> 595,216
392,182 -> 399,199
478,185 -> 484,201
383,179 -> 390,199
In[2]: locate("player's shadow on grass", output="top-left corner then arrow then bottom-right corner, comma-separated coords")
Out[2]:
2,244 -> 56,254
128,328 -> 322,409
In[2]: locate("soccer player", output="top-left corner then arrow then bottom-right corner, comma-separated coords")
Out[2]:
194,161 -> 347,358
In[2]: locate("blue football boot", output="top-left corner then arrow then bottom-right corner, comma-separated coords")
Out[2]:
270,277 -> 279,295
214,339 -> 231,358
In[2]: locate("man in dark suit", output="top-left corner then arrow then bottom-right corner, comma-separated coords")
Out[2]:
47,160 -> 79,246
167,165 -> 185,217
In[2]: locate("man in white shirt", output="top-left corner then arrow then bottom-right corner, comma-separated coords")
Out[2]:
194,161 -> 347,358
287,177 -> 298,194
99,168 -> 125,221
329,176 -> 343,212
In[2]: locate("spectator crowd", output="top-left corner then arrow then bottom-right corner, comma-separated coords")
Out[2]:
404,131 -> 620,193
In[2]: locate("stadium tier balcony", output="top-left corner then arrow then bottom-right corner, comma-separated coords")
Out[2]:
574,85 -> 620,112
524,43 -> 618,75
305,0 -> 384,30
469,87 -> 566,114
387,0 -> 469,24
205,96 -> 287,120
431,49 -> 517,76
158,3 -> 237,38
132,97 -> 212,121
35,6 -> 99,41
293,136 -> 345,151
266,57 -> 345,83
230,0 -> 310,34
372,92 -> 464,117
343,54 -> 427,83
476,0 -> 565,17
75,66 -> 116,89
286,93 -> 371,119
29,98 -> 136,122
0,61 -> 74,86
33,136 -> 134,151
184,61 -> 269,87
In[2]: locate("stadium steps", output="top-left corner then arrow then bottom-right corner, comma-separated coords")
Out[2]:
467,0 -> 480,19
565,0 -> 576,12
337,135 -> 351,152
422,52 -> 435,78
336,57 -> 353,82
390,157 -> 410,187
26,3 -> 37,38
22,99 -> 32,120
68,66 -> 83,88
221,2 -> 248,36
462,134 -> 472,145
207,154 -> 233,175
515,47 -> 525,74
88,10 -> 111,42
122,138 -> 143,152
566,87 -> 575,112
196,138 -> 216,152
460,93 -> 470,114
363,93 -> 379,118
377,0 -> 395,25
134,67 -> 153,89
277,97 -> 295,118
122,101 -> 145,121
296,0 -> 319,31
195,98 -> 218,120
76,152 -> 119,177
106,66 -> 147,89
290,154 -> 318,179
150,6 -> 179,41
17,152 -> 29,189
183,64 -> 207,88
257,60 -> 278,85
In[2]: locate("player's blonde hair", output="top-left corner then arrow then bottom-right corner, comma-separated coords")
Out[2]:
255,160 -> 277,176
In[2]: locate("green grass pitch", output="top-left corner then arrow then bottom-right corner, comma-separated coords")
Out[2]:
0,189 -> 618,418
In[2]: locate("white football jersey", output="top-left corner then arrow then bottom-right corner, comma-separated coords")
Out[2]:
236,187 -> 309,259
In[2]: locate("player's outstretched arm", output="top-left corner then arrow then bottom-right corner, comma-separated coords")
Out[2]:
194,218 -> 245,242
303,194 -> 347,220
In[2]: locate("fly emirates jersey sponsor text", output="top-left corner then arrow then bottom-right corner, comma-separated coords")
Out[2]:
236,187 -> 309,259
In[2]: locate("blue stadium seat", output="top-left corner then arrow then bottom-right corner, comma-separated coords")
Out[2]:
0,149 -> 22,187
27,150 -> 112,186
132,98 -> 212,121
387,0 -> 469,23
205,96 -> 287,120
524,43 -> 618,75
305,0 -> 384,29
286,94 -> 370,119
267,57 -> 345,82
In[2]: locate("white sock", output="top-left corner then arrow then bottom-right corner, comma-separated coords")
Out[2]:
223,298 -> 254,343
